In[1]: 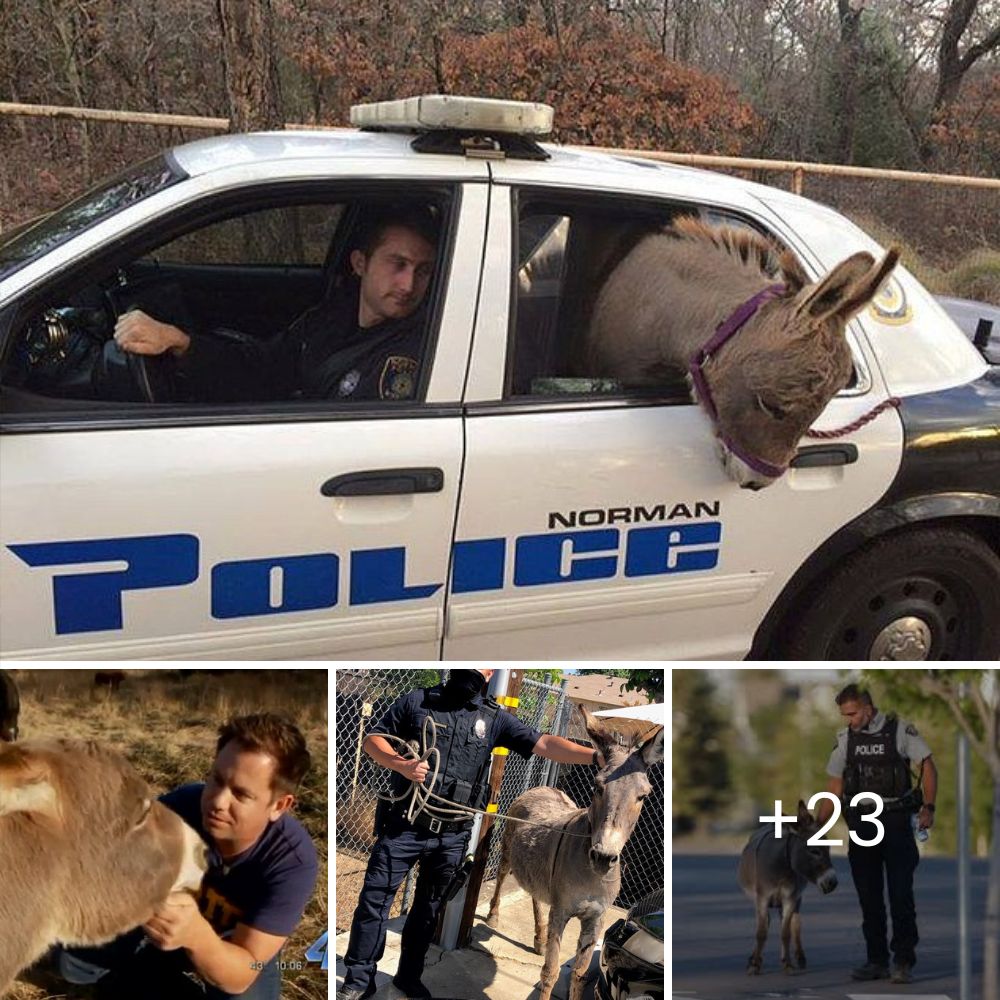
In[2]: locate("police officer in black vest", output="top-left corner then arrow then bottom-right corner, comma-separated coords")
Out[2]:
337,669 -> 604,1000
817,684 -> 936,986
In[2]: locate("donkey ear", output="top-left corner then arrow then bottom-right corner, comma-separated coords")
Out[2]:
826,246 -> 900,323
579,706 -> 615,755
638,726 -> 664,767
796,800 -> 812,825
797,247 -> 900,326
795,252 -> 875,323
0,746 -> 60,821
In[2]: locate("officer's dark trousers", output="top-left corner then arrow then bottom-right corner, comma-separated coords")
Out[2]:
848,811 -> 920,967
342,820 -> 469,993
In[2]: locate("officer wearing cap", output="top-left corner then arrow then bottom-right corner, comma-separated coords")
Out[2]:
816,683 -> 936,986
337,669 -> 604,1000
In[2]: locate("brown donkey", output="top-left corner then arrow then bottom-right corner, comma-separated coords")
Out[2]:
585,217 -> 899,489
485,708 -> 663,1000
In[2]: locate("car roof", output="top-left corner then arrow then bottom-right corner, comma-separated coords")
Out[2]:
169,127 -> 787,203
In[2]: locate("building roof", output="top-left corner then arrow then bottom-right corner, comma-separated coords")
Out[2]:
564,673 -> 650,707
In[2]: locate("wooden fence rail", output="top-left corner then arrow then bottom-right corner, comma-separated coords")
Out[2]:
3,100 -> 998,197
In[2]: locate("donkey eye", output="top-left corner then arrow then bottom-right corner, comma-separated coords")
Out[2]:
756,394 -> 786,420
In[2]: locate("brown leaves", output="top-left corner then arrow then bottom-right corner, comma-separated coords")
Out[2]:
285,9 -> 759,155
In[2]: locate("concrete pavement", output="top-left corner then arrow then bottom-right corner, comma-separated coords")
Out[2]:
335,883 -> 626,1000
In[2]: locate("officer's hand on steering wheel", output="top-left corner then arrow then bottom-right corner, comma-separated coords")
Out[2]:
399,758 -> 430,784
115,309 -> 191,357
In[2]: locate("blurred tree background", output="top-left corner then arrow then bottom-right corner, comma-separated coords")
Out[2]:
672,668 -> 997,860
1,0 -> 997,297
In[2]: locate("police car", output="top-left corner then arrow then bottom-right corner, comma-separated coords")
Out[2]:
1,95 -> 997,661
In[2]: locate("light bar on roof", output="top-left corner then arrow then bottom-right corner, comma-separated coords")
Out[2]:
350,94 -> 554,136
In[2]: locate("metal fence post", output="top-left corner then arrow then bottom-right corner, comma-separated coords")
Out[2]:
437,669 -> 512,950
957,682 -> 970,1000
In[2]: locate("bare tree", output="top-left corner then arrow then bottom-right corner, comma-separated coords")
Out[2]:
933,0 -> 1000,111
216,0 -> 283,132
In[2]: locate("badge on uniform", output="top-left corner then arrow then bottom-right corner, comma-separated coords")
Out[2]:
379,356 -> 418,400
474,718 -> 486,739
338,369 -> 361,397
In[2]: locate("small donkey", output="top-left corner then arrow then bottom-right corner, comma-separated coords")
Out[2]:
586,217 -> 899,489
485,708 -> 663,1000
737,800 -> 839,975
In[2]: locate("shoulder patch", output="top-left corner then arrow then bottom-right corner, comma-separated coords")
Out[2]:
906,724 -> 919,736
379,355 -> 418,400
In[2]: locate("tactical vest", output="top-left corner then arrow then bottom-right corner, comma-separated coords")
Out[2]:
842,715 -> 912,801
388,685 -> 501,817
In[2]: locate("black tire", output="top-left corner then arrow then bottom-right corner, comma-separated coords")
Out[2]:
780,527 -> 1000,660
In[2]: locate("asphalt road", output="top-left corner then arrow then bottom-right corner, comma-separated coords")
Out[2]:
672,852 -> 989,1000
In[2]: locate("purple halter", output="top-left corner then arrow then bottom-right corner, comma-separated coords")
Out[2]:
689,283 -> 788,480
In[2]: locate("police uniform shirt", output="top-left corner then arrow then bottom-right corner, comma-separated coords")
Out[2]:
826,710 -> 933,783
369,686 -> 543,763
176,282 -> 425,403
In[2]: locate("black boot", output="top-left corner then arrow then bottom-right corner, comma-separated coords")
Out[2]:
337,982 -> 378,1000
851,961 -> 890,980
392,973 -> 432,999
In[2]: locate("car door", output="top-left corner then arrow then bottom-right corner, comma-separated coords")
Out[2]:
0,172 -> 489,659
443,175 -> 902,660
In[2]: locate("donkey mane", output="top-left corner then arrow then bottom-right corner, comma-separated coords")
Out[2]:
670,215 -> 781,276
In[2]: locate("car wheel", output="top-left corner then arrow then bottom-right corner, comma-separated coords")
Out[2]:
780,527 -> 1000,660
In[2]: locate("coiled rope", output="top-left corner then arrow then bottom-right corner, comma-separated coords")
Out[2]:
373,715 -> 593,838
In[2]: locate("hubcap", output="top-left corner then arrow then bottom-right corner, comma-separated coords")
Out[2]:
829,573 -> 967,660
869,616 -> 933,660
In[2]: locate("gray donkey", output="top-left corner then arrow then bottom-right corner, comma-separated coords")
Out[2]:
737,800 -> 838,975
585,216 -> 899,489
485,708 -> 663,1000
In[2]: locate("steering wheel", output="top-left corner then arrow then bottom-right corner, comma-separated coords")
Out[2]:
99,285 -> 177,403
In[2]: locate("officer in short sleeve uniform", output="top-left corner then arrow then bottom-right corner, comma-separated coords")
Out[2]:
338,669 -> 603,1000
825,707 -> 934,983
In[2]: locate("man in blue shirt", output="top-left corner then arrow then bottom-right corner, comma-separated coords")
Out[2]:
61,713 -> 320,999
338,669 -> 604,1000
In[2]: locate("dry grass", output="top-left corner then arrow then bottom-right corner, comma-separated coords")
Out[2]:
5,668 -> 327,1000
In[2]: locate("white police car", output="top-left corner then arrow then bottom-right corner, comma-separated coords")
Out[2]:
1,95 -> 997,661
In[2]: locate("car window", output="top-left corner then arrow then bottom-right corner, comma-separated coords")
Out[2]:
1,194 -> 449,411
0,155 -> 184,281
508,197 -> 680,399
151,204 -> 344,267
507,195 -> 857,400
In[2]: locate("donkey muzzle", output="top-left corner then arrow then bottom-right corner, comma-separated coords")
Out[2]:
818,870 -> 838,895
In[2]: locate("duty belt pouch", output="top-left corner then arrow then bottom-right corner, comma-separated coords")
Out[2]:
452,779 -> 473,806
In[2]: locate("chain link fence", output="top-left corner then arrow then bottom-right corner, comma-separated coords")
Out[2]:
334,667 -> 441,933
334,668 -> 664,935
483,677 -> 664,911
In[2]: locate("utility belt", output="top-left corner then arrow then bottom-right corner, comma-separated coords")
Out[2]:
408,810 -> 473,835
378,803 -> 473,836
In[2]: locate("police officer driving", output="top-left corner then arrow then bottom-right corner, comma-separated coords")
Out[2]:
816,684 -> 937,986
338,669 -> 606,1000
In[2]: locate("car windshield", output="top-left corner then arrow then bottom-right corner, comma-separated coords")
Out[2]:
0,154 -> 185,281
